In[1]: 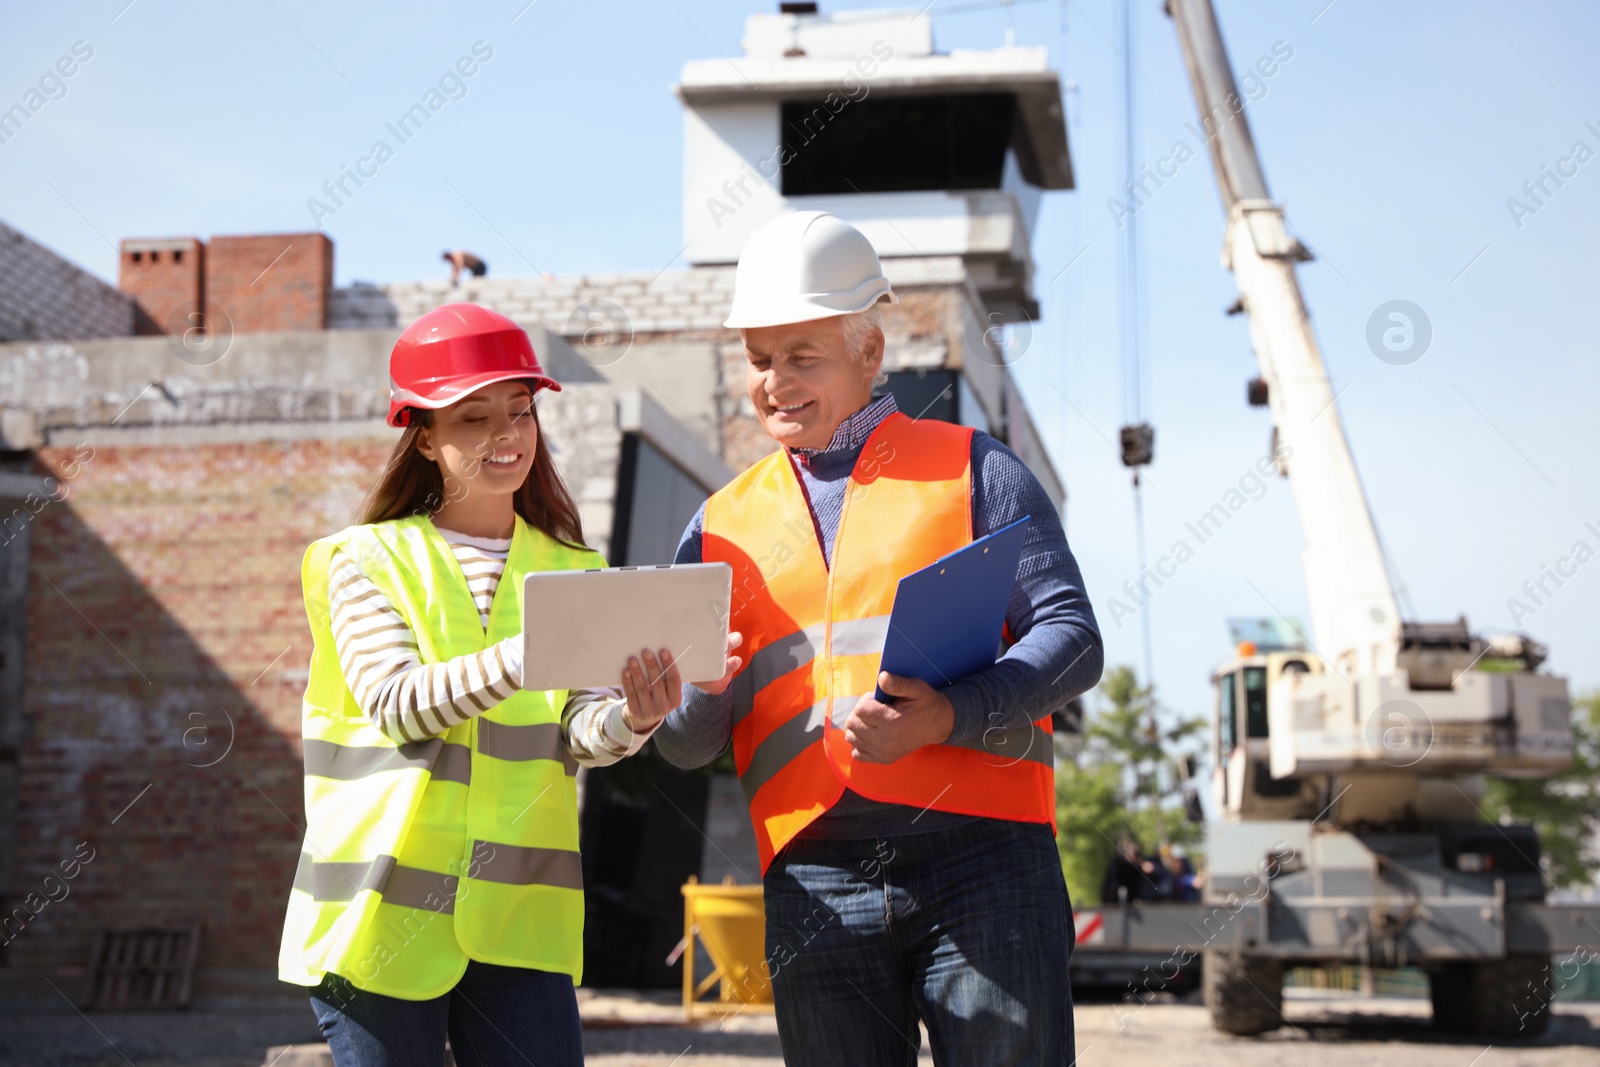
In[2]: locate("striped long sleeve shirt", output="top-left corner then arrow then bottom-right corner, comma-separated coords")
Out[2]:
326,524 -> 658,766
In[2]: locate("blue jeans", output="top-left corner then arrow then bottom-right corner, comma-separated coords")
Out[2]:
763,818 -> 1075,1066
308,961 -> 583,1067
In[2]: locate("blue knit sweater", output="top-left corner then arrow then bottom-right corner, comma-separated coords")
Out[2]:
653,397 -> 1104,839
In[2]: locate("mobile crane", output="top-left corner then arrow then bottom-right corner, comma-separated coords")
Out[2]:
1162,0 -> 1589,1036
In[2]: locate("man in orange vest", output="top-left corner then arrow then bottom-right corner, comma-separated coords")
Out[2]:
656,212 -> 1104,1065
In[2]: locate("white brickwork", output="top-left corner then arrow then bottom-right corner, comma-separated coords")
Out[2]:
329,267 -> 738,336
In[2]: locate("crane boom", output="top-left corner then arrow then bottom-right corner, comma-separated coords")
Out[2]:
1167,0 -> 1569,796
1168,0 -> 1399,676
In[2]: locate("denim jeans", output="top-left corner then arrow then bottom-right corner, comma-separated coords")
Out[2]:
307,960 -> 583,1067
763,817 -> 1075,1066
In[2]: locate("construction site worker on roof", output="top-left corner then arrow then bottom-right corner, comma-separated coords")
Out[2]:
652,211 -> 1105,1065
274,303 -> 731,1066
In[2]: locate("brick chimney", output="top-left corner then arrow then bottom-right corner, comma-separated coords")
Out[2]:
115,231 -> 334,335
205,233 -> 333,333
118,237 -> 204,335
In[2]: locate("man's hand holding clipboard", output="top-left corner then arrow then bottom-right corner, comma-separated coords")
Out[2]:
842,517 -> 1030,764
842,671 -> 960,764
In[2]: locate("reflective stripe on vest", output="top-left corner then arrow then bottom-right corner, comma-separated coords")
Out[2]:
703,413 -> 1056,873
278,514 -> 601,1000
300,723 -> 577,788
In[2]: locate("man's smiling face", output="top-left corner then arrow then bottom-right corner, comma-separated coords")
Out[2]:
743,315 -> 883,451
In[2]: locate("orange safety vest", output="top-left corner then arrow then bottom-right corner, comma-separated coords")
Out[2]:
702,412 -> 1055,872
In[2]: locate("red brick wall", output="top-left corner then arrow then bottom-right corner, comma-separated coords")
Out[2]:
10,436 -> 387,975
205,234 -> 333,334
117,238 -> 203,336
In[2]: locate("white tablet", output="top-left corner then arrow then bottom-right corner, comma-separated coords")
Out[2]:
521,562 -> 732,692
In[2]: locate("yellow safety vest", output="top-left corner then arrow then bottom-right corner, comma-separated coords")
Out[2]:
277,513 -> 602,1000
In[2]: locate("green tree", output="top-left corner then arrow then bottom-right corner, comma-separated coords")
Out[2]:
1484,690 -> 1600,890
1055,665 -> 1206,905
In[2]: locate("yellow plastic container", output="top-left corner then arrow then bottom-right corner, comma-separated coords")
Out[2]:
680,876 -> 774,1019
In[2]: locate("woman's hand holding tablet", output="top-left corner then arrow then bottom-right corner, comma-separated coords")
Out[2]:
619,631 -> 744,730
619,647 -> 681,731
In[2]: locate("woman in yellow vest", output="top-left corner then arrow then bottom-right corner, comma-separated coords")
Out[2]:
277,304 -> 687,1066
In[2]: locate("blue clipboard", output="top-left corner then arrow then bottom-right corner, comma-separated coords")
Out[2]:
874,516 -> 1030,702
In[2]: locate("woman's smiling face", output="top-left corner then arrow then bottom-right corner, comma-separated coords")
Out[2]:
416,379 -> 539,500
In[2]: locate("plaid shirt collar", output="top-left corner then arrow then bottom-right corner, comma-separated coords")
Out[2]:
788,393 -> 899,465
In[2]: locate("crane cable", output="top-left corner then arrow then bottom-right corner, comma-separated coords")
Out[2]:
1116,0 -> 1156,687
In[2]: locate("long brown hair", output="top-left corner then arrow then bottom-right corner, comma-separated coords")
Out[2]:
357,386 -> 588,550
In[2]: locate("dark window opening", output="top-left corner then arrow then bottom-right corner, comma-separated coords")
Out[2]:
578,749 -> 710,988
875,369 -> 958,424
1219,671 -> 1237,754
172,249 -> 183,264
130,251 -> 142,263
781,93 -> 1017,196
609,434 -> 708,566
584,433 -> 719,989
1244,666 -> 1269,739
148,251 -> 159,263
1252,761 -> 1301,798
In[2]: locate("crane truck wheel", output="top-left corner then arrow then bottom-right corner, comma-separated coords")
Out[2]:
1203,951 -> 1284,1035
1429,956 -> 1552,1038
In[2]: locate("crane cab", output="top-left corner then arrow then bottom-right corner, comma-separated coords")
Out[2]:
1210,620 -> 1325,822
1212,618 -> 1574,828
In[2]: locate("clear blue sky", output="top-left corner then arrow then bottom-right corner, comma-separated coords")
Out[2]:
2,0 -> 1595,725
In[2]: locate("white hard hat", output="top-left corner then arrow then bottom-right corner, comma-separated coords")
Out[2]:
723,211 -> 897,330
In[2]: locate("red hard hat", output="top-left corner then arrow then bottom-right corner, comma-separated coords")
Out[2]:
387,303 -> 561,427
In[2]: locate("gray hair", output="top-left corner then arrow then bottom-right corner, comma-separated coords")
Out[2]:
838,304 -> 888,387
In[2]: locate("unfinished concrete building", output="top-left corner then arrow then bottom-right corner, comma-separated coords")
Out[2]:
0,3 -> 1072,997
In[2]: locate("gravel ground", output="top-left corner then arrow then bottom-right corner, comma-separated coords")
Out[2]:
3,987 -> 1598,1065
1073,990 -> 1600,1067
